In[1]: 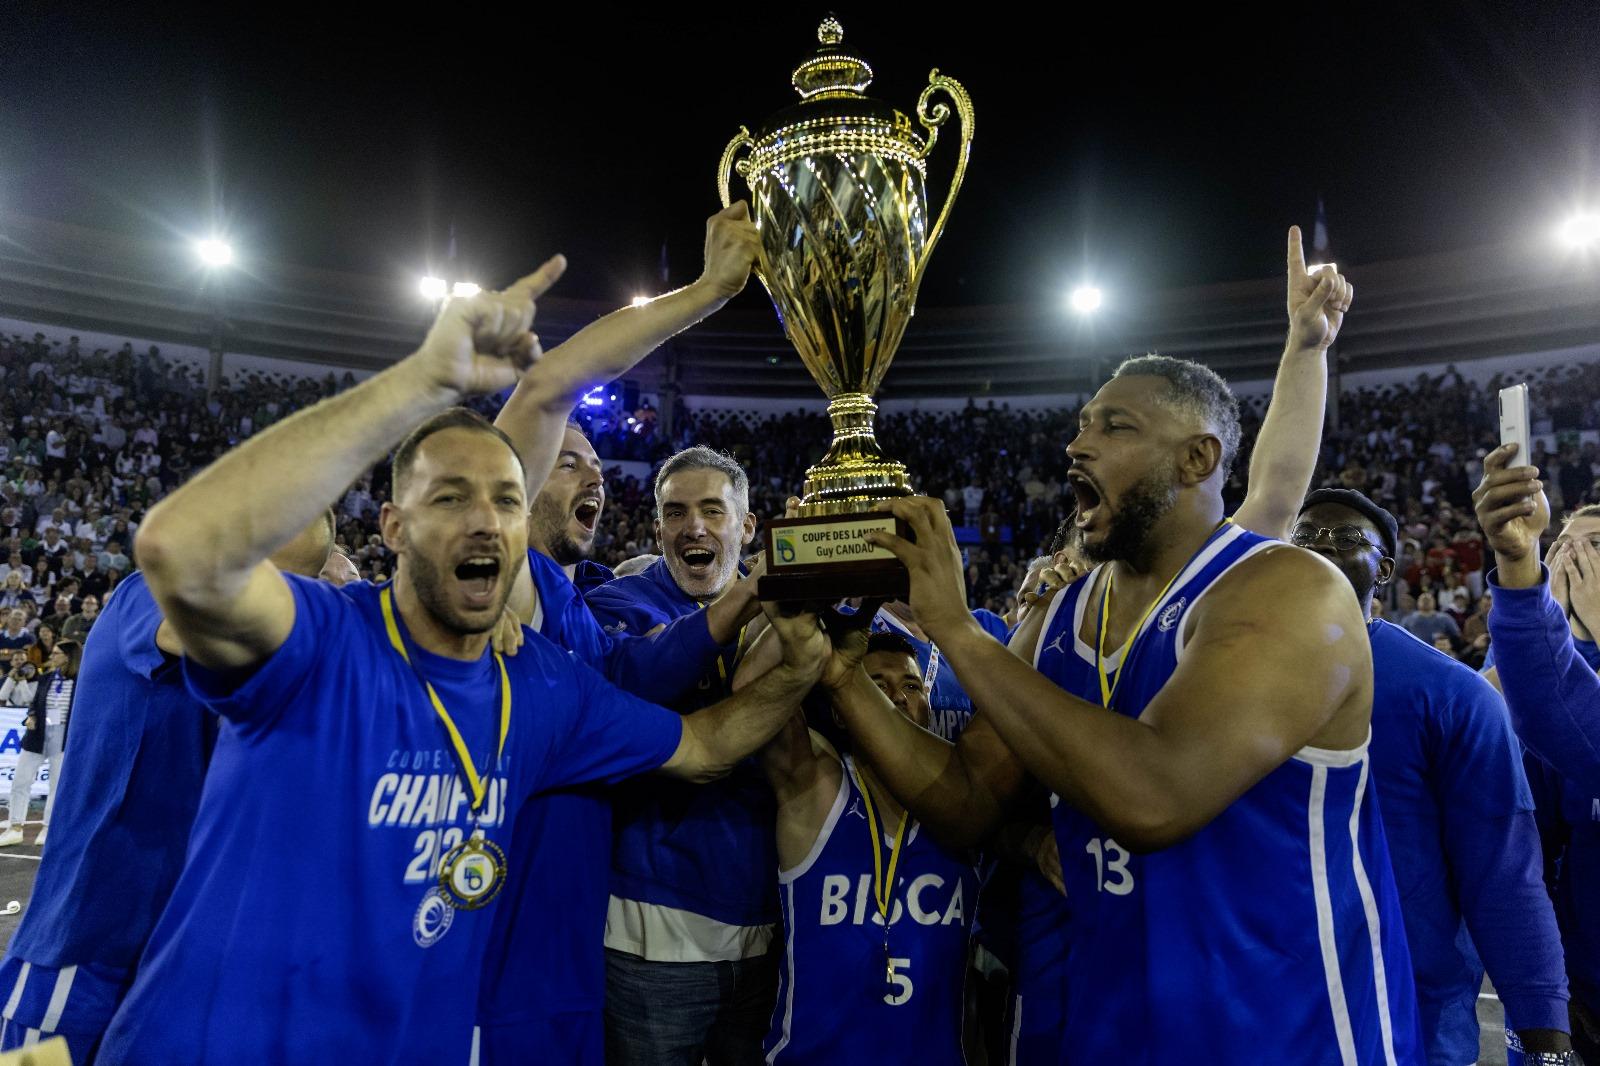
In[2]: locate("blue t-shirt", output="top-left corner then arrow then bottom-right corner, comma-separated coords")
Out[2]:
8,573 -> 212,979
98,576 -> 683,1064
478,550 -> 723,1034
586,558 -> 778,928
1367,619 -> 1567,1062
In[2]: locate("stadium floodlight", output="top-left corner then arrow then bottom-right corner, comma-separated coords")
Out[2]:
1559,211 -> 1600,250
194,238 -> 234,268
451,281 -> 482,298
419,276 -> 448,300
630,295 -> 652,308
1069,285 -> 1104,315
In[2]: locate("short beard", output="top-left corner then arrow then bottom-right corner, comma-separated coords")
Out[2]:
405,550 -> 501,636
1081,468 -> 1177,569
529,491 -> 592,567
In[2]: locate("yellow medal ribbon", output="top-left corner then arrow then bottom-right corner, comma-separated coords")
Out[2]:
1096,519 -> 1232,709
850,759 -> 909,928
696,598 -> 746,689
380,585 -> 510,814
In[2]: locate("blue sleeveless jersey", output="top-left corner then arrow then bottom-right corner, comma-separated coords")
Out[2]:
870,608 -> 1009,742
764,757 -> 979,1065
1033,523 -> 1423,1064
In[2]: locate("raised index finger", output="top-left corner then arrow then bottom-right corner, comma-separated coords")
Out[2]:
1287,225 -> 1307,284
504,254 -> 568,301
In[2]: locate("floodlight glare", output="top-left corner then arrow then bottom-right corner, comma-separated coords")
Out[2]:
451,281 -> 482,298
195,238 -> 234,267
630,296 -> 652,308
1559,212 -> 1600,250
1069,285 -> 1103,314
419,276 -> 448,300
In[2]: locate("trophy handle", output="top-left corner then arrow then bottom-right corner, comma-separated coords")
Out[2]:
716,126 -> 772,291
914,70 -> 974,287
717,127 -> 755,210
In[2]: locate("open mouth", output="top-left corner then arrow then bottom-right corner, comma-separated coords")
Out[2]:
679,546 -> 716,572
572,497 -> 601,533
1067,470 -> 1104,528
453,555 -> 502,608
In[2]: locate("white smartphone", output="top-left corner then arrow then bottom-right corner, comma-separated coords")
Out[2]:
1498,383 -> 1530,463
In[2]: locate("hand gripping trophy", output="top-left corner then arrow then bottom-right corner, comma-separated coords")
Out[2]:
718,16 -> 973,601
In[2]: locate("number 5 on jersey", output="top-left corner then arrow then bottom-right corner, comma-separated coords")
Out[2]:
1085,837 -> 1134,895
884,958 -> 912,1005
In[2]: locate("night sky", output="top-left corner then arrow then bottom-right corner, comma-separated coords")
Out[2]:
2,2 -> 1596,315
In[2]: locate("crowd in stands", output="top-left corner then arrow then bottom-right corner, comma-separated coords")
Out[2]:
2,328 -> 1597,669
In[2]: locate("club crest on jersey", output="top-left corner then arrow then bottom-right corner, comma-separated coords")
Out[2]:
1157,598 -> 1187,632
413,887 -> 455,948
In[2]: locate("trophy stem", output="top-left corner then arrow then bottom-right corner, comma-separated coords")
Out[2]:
798,392 -> 914,516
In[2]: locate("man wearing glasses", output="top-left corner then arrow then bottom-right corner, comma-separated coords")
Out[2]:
1291,488 -> 1576,1064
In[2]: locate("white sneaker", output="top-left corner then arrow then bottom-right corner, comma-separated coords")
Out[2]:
33,827 -> 46,847
0,828 -> 23,847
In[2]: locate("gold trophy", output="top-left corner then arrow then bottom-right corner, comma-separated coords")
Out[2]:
718,16 -> 973,600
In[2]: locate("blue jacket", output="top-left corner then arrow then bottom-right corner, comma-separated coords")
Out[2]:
1486,566 -> 1600,1012
1366,618 -> 1568,1061
585,558 -> 778,927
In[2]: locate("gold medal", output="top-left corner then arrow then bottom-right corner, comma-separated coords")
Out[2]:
438,833 -> 508,910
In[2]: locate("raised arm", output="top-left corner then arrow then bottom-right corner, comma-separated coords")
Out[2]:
868,497 -> 1371,853
137,259 -> 566,670
494,204 -> 759,494
1232,226 -> 1352,538
1476,443 -> 1600,790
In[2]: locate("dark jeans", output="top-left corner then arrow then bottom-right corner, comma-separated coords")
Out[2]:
604,948 -> 779,1066
1573,997 -> 1600,1063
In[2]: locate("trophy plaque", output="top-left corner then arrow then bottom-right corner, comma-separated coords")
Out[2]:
718,17 -> 973,602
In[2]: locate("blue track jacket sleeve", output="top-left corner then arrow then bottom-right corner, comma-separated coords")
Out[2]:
1488,565 -> 1600,793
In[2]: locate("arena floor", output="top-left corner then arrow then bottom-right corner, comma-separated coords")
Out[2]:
0,827 -> 1513,1065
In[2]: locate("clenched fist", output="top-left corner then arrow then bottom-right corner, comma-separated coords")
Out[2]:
697,201 -> 762,301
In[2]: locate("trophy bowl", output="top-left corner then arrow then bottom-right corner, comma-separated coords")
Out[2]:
718,17 -> 973,600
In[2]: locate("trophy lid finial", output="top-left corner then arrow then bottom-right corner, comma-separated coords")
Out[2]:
792,16 -> 872,98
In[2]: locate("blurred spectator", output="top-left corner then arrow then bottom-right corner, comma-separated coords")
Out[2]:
0,611 -> 34,654
61,595 -> 99,643
1402,593 -> 1463,648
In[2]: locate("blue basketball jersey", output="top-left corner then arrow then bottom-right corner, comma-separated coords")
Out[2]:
1033,523 -> 1423,1064
870,608 -> 1009,742
764,756 -> 978,1065
97,575 -> 684,1065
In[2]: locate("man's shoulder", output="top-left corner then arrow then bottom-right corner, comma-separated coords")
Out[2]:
1370,619 -> 1500,712
1207,542 -> 1343,610
584,563 -> 685,622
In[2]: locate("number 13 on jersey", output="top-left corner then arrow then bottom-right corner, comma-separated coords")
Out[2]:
1084,837 -> 1134,895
